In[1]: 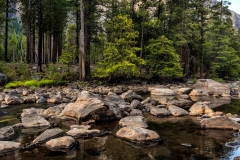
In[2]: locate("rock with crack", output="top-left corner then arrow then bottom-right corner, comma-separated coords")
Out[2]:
62,91 -> 123,123
116,126 -> 160,143
119,116 -> 148,128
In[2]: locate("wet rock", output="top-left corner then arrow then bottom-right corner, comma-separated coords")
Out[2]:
116,126 -> 160,142
21,108 -> 46,118
130,109 -> 143,116
150,107 -> 171,117
45,136 -> 76,150
67,128 -> 102,138
119,116 -> 148,128
130,100 -> 143,110
21,112 -> 50,128
0,73 -> 7,86
189,102 -> 214,116
62,91 -> 123,122
151,88 -> 176,96
0,141 -> 21,153
120,90 -> 143,102
193,79 -> 230,96
0,126 -> 15,140
201,116 -> 240,131
168,105 -> 189,116
27,128 -> 65,148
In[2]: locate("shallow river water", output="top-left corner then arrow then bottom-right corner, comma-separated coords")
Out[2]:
0,99 -> 240,160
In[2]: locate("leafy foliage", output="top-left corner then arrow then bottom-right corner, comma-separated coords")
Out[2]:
5,79 -> 54,89
145,35 -> 183,79
93,14 -> 145,80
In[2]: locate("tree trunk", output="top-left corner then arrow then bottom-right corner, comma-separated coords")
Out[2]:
37,0 -> 43,72
79,0 -> 85,80
5,0 -> 9,62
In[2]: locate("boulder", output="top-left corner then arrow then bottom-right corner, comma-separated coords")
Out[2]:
193,79 -> 230,96
150,107 -> 171,117
45,136 -> 76,150
176,88 -> 192,95
201,116 -> 240,130
189,89 -> 208,96
62,91 -> 123,122
44,104 -> 67,116
120,90 -> 143,102
4,94 -> 23,105
141,97 -> 157,106
0,141 -> 21,153
119,104 -> 132,112
116,126 -> 160,142
22,96 -> 36,103
130,100 -> 143,110
168,105 -> 189,116
167,99 -> 193,108
119,116 -> 148,128
21,112 -> 50,128
0,126 -> 15,141
21,108 -> 46,118
67,128 -> 102,138
189,102 -> 214,116
27,128 -> 65,148
130,109 -> 143,116
47,96 -> 63,104
105,92 -> 127,105
70,125 -> 91,130
151,88 -> 176,96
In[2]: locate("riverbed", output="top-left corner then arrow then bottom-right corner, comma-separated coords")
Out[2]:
0,99 -> 240,160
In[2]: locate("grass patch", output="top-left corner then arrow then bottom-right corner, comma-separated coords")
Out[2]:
5,79 -> 55,89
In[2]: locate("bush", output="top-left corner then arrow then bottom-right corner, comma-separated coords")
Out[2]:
5,79 -> 55,89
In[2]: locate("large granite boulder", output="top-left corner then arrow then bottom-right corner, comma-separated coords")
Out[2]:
116,126 -> 160,142
105,92 -> 127,105
201,116 -> 240,131
150,107 -> 171,117
62,91 -> 123,123
119,116 -> 148,128
189,102 -> 214,116
27,128 -> 65,149
193,79 -> 230,96
45,136 -> 76,150
0,126 -> 15,141
168,105 -> 189,116
120,90 -> 143,102
0,141 -> 21,153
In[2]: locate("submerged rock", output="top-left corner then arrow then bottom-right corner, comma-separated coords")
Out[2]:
0,141 -> 21,153
0,126 -> 15,141
201,116 -> 240,131
116,126 -> 160,142
119,116 -> 148,128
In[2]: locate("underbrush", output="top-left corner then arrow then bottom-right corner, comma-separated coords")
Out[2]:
5,79 -> 55,89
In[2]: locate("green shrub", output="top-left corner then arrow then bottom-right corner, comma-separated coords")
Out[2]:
5,81 -> 24,89
44,63 -> 64,84
5,79 -> 55,89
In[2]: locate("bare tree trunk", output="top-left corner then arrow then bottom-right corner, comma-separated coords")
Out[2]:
79,0 -> 85,80
37,0 -> 43,72
5,0 -> 9,62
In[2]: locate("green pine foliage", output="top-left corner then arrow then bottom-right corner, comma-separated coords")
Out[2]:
145,35 -> 183,79
93,14 -> 145,80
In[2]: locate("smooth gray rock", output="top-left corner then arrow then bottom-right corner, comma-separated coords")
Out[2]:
120,90 -> 143,102
21,112 -> 50,128
151,88 -> 176,96
168,105 -> 189,116
4,94 -> 23,105
119,116 -> 148,128
45,136 -> 76,150
130,109 -> 143,116
150,107 -> 171,117
67,128 -> 101,138
130,100 -> 143,110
